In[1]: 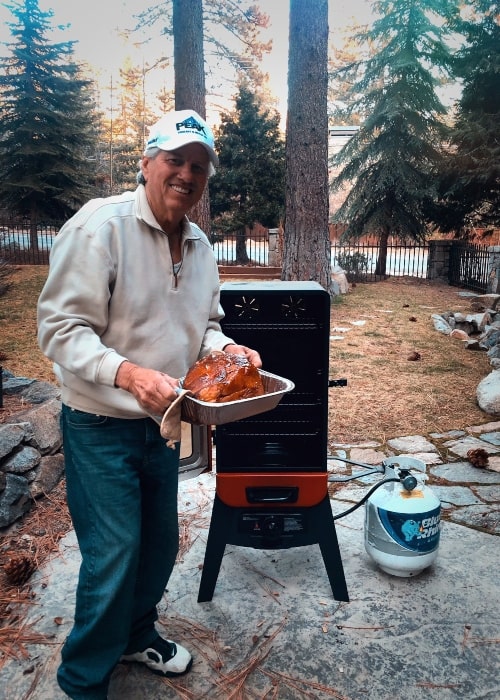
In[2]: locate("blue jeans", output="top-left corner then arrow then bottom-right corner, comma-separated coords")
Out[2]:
57,405 -> 180,700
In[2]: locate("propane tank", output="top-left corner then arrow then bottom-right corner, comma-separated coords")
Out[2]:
364,456 -> 441,577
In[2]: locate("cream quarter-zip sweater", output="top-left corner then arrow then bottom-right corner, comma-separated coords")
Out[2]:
37,185 -> 234,418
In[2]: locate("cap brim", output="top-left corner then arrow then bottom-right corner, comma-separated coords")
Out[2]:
149,134 -> 218,167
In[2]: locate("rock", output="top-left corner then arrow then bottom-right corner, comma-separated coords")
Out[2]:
480,328 -> 500,349
450,329 -> 469,341
30,454 -> 65,499
7,398 -> 62,455
21,381 -> 60,405
0,376 -> 64,527
477,369 -> 500,416
387,435 -> 438,453
469,294 -> 500,311
464,339 -> 484,350
466,312 -> 491,332
1,445 -> 41,474
431,314 -> 452,334
2,376 -> 36,395
0,424 -> 26,460
0,473 -> 32,527
448,504 -> 500,535
443,435 -> 500,459
331,271 -> 350,294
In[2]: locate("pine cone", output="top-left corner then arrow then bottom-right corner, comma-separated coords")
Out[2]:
4,555 -> 37,586
467,448 -> 489,469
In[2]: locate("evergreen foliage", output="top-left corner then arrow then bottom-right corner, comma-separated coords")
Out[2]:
330,0 -> 458,273
209,83 -> 285,262
0,0 -> 98,223
435,0 -> 500,233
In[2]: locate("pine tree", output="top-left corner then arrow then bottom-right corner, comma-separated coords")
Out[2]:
209,83 -> 285,264
0,0 -> 98,247
330,0 -> 458,276
436,0 -> 500,234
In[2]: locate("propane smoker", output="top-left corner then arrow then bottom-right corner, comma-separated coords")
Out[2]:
197,281 -> 350,603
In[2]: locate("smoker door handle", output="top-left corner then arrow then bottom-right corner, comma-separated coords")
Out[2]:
246,487 -> 299,504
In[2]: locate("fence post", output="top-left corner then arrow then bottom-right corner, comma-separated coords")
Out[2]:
268,228 -> 280,267
427,239 -> 452,282
487,246 -> 500,294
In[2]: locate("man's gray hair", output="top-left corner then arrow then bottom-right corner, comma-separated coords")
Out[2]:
136,146 -> 161,184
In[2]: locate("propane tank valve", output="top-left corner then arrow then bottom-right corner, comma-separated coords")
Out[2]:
399,470 -> 418,492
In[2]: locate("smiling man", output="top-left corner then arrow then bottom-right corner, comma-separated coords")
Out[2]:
37,110 -> 261,700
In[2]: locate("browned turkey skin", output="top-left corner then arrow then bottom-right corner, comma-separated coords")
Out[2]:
183,351 -> 264,403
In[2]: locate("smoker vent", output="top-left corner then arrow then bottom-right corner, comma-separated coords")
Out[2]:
232,295 -> 261,320
224,293 -> 323,325
280,295 -> 308,320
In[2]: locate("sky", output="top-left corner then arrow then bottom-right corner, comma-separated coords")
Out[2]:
0,0 -> 374,124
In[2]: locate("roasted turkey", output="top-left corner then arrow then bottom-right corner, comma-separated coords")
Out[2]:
183,351 -> 264,403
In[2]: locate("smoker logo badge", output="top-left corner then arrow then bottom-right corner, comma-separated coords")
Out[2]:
378,506 -> 441,552
176,116 -> 206,137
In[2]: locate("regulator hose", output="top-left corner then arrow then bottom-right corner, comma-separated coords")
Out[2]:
331,478 -> 400,521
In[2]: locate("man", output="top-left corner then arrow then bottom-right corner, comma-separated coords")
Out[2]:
37,109 -> 261,700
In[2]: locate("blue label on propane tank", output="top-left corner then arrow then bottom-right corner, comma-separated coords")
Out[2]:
378,506 -> 441,552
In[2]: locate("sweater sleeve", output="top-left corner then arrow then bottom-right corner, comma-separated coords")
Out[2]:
37,223 -> 127,387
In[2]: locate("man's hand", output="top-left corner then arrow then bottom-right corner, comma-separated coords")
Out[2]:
115,361 -> 180,414
223,344 -> 262,368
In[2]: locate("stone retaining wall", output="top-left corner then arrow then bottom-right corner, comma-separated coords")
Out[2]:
0,370 -> 63,528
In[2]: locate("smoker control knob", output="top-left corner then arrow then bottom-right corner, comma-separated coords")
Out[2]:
262,516 -> 283,537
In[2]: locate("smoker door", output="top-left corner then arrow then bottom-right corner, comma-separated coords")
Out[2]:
179,422 -> 212,481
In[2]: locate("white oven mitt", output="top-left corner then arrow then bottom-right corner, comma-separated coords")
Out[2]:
160,389 -> 192,449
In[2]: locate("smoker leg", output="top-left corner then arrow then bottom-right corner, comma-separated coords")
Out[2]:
197,495 -> 229,602
312,496 -> 350,602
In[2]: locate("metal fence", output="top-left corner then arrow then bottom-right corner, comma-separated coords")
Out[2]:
211,234 -> 270,267
448,242 -> 490,293
1,222 -> 493,294
330,240 -> 429,281
0,221 -> 56,264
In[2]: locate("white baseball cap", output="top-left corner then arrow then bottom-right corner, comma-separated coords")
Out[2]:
145,110 -> 219,170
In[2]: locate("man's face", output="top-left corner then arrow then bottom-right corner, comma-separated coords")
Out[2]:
142,143 -> 210,223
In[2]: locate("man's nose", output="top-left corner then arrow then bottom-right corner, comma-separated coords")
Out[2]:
178,161 -> 194,180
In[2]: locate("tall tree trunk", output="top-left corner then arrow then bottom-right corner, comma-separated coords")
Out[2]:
375,227 -> 390,277
283,0 -> 331,291
235,228 -> 250,265
172,0 -> 211,234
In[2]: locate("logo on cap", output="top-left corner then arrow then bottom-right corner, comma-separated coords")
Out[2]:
176,116 -> 206,136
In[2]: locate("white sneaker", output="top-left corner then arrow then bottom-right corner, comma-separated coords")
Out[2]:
121,636 -> 193,677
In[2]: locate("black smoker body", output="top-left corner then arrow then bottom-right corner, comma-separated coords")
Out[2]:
197,281 -> 349,602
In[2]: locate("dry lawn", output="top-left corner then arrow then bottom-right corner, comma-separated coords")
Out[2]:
328,277 -> 492,444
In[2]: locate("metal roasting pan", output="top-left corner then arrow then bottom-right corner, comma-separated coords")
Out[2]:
180,370 -> 295,426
